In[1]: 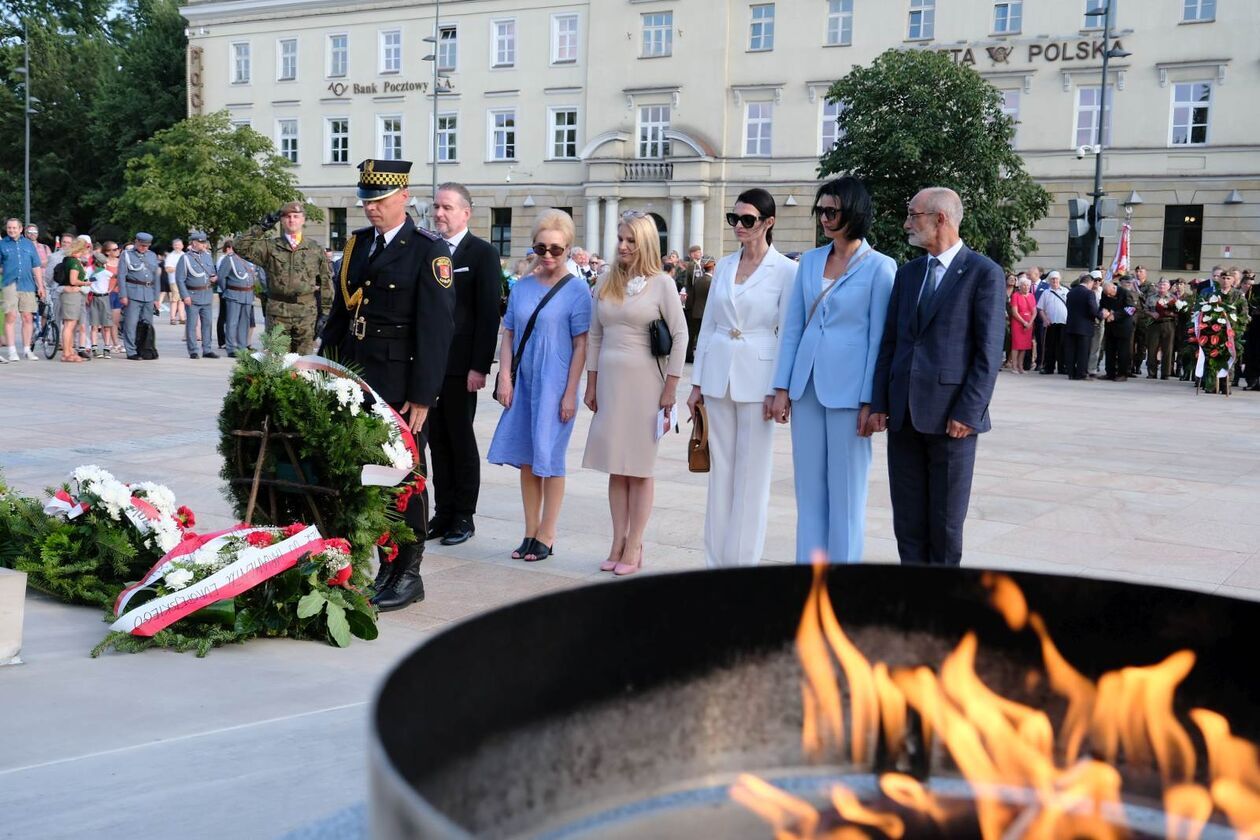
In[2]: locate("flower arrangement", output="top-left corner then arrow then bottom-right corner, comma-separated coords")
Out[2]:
1188,292 -> 1245,387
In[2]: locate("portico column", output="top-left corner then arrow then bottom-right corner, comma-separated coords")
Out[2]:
602,197 -> 620,265
585,197 -> 601,255
669,197 -> 685,257
688,198 -> 705,256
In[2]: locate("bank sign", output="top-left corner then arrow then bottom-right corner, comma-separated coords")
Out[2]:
325,78 -> 453,96
935,38 -> 1128,67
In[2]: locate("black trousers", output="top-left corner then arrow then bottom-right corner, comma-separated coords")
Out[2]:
1104,324 -> 1133,379
887,413 -> 978,566
1063,332 -> 1092,379
1033,319 -> 1047,368
1042,323 -> 1065,373
216,293 -> 227,347
425,374 -> 481,522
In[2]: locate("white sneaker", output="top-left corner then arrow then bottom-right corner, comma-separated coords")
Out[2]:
6,346 -> 17,362
24,347 -> 37,360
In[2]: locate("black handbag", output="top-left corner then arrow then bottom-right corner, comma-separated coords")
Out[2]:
648,318 -> 672,357
494,274 -> 574,400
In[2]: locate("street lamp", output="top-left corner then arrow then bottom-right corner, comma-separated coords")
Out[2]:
1083,0 -> 1131,269
15,20 -> 32,226
421,0 -> 451,217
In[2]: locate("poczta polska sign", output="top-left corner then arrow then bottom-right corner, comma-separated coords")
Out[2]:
933,38 -> 1128,67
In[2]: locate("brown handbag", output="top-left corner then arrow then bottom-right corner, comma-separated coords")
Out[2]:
688,402 -> 710,473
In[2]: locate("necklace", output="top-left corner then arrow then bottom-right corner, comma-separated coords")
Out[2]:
625,275 -> 647,296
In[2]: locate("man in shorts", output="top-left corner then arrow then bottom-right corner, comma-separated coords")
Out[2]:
163,237 -> 185,324
86,249 -> 116,357
0,217 -> 46,361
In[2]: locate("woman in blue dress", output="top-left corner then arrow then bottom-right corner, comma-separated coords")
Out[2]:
488,209 -> 592,562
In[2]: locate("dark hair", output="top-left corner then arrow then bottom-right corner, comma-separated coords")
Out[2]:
812,177 -> 873,241
735,188 -> 776,245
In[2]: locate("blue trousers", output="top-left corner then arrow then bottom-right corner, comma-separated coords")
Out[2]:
789,380 -> 871,564
224,300 -> 252,354
185,302 -> 212,354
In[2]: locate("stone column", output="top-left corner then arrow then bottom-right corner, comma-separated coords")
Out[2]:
688,198 -> 706,256
669,197 -> 685,257
602,196 -> 620,266
0,568 -> 26,666
585,197 -> 601,255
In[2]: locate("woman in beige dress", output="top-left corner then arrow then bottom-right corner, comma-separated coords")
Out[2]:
582,212 -> 688,576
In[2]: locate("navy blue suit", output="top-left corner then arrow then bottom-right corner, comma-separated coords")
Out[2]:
871,244 -> 1005,565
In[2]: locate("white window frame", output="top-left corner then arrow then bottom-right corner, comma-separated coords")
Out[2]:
551,13 -> 579,65
1181,0 -> 1215,21
1073,86 -> 1113,148
327,33 -> 348,78
819,98 -> 844,155
636,104 -> 671,158
1000,89 -> 1021,146
908,0 -> 935,40
487,109 -> 517,161
749,4 -> 775,51
437,25 -> 458,72
379,29 -> 401,74
231,42 -> 251,84
1169,81 -> 1212,146
826,0 -> 853,46
641,12 -> 673,57
743,101 -> 773,157
1083,0 -> 1115,29
432,112 -> 458,163
490,18 -> 515,68
325,116 -> 349,164
276,119 -> 299,164
377,114 -> 403,161
277,37 -> 297,81
993,1 -> 1022,33
230,118 -> 252,130
548,106 -> 580,160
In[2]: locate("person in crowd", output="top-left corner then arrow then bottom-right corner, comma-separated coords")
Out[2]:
663,249 -> 682,288
1099,278 -> 1135,381
508,258 -> 530,293
45,233 -> 73,276
0,217 -> 46,361
175,231 -> 219,359
86,243 -> 116,357
582,211 -> 688,576
1037,271 -> 1068,374
767,178 -> 895,565
565,247 -> 596,285
1086,269 -> 1105,377
1242,270 -> 1260,391
1026,266 -> 1044,371
217,239 -> 257,356
1143,278 -> 1177,380
24,224 -> 50,270
684,188 -> 796,568
1001,273 -> 1017,369
118,232 -> 161,360
589,254 -> 607,279
682,250 -> 713,363
488,209 -> 591,562
57,237 -> 91,363
163,238 -> 185,325
1007,276 -> 1035,374
1064,273 -> 1101,381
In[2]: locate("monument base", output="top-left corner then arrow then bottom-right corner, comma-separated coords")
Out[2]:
0,567 -> 27,666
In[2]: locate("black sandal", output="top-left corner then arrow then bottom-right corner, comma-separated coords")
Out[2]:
511,538 -> 532,559
523,538 -> 554,562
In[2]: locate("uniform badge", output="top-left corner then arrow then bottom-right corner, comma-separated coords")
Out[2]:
433,257 -> 453,288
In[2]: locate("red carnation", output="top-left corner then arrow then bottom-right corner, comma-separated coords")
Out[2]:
395,485 -> 414,512
385,542 -> 399,563
246,530 -> 274,548
413,475 -> 427,494
176,506 -> 196,529
1210,349 -> 1220,357
376,531 -> 391,546
283,522 -> 306,538
325,537 -> 352,554
1210,336 -> 1220,345
327,564 -> 353,587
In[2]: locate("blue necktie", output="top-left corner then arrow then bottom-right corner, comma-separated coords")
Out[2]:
917,257 -> 941,326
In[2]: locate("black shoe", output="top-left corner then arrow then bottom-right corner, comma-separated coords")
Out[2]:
202,351 -> 219,359
522,538 -> 554,562
425,516 -> 452,541
374,544 -> 424,612
128,354 -> 142,361
189,352 -> 200,359
370,558 -> 398,604
440,519 -> 475,546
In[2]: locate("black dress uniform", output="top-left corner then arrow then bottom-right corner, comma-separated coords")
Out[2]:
321,159 -> 456,611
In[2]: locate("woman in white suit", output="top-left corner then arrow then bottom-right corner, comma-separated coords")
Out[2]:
686,189 -> 797,568
770,177 -> 896,564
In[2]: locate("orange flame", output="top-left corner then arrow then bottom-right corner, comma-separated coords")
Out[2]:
1164,783 -> 1214,840
730,773 -> 819,840
1091,651 -> 1197,784
1190,708 -> 1260,835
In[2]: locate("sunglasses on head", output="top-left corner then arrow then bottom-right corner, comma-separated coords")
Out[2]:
726,212 -> 761,229
531,243 -> 566,257
813,206 -> 842,222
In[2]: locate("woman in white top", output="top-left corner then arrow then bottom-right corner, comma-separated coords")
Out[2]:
686,189 -> 797,568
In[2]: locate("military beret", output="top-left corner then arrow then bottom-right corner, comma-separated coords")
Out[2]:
357,159 -> 411,202
280,201 -> 305,215
188,230 -> 208,242
135,232 -> 154,244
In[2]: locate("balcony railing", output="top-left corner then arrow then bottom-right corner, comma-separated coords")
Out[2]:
623,161 -> 673,181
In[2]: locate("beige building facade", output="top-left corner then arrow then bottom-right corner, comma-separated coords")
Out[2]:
180,0 -> 1258,274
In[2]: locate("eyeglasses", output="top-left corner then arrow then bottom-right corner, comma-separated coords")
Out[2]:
905,210 -> 933,220
620,210 -> 648,221
531,243 -> 566,257
812,206 -> 841,221
726,212 -> 761,229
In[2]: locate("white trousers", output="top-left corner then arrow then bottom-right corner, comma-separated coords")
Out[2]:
703,393 -> 775,568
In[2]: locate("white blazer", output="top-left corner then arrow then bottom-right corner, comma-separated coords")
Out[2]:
692,245 -> 796,403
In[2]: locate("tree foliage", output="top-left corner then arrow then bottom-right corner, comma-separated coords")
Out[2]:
820,49 -> 1050,268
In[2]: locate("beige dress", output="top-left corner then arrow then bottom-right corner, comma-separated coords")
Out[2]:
582,273 -> 689,477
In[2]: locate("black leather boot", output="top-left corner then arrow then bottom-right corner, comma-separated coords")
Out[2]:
370,559 -> 398,605
374,542 -> 425,612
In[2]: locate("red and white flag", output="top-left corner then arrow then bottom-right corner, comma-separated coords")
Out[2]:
1105,221 -> 1131,282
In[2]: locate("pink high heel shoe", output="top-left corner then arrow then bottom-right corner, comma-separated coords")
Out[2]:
613,545 -> 643,577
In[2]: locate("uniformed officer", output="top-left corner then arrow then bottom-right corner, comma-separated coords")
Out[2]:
322,159 -> 455,612
234,201 -> 332,354
118,232 -> 161,360
175,231 -> 219,359
217,239 -> 257,356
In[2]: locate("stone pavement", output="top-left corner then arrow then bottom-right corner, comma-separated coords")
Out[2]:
3,314 -> 1260,838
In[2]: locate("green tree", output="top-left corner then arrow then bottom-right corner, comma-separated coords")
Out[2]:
820,49 -> 1050,268
111,110 -> 322,247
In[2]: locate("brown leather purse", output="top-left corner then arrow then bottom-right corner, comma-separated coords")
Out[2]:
688,402 -> 710,473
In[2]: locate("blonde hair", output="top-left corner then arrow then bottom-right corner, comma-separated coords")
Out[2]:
531,208 -> 575,248
66,237 -> 91,258
600,213 -> 662,301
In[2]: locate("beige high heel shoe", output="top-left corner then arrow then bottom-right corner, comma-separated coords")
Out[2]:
613,545 -> 642,577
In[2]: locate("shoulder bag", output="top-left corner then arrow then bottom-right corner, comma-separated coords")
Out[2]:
494,274 -> 573,400
687,402 -> 710,473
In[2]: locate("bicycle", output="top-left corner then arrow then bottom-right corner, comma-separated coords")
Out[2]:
32,299 -> 59,360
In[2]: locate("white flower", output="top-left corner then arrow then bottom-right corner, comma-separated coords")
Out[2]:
132,482 -> 178,517
381,439 -> 413,471
1214,306 -> 1225,313
1209,295 -> 1221,303
95,481 -> 133,520
151,519 -> 183,553
283,353 -> 301,367
72,464 -> 113,487
625,275 -> 648,296
165,568 -> 194,590
1218,318 -> 1229,325
330,378 -> 363,415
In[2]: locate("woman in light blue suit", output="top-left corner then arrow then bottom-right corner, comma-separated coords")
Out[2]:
771,178 -> 896,564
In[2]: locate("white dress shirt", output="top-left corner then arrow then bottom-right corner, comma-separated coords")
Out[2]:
918,238 -> 965,302
443,227 -> 467,254
369,220 -> 407,256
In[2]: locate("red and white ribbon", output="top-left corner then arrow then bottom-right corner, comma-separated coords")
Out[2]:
43,489 -> 90,519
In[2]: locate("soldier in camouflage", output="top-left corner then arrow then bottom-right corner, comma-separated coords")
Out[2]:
233,201 -> 332,354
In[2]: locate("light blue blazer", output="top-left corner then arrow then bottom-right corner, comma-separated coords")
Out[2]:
771,241 -> 896,409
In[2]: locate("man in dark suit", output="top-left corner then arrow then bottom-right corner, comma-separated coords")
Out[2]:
870,187 -> 1005,566
424,182 -> 503,546
322,159 -> 456,611
1064,274 -> 1101,381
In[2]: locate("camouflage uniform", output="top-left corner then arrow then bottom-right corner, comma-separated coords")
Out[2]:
233,225 -> 332,354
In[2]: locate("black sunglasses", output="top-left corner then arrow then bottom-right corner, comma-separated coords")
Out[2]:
813,206 -> 842,221
531,243 -> 566,257
726,212 -> 762,229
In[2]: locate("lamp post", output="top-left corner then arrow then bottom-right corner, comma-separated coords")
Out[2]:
15,20 -> 32,226
1084,0 -> 1131,269
421,0 -> 447,223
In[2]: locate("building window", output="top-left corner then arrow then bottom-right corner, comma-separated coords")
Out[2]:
328,34 -> 348,78
231,118 -> 251,130
231,42 -> 251,84
1083,0 -> 1115,29
820,98 -> 844,154
744,102 -> 773,157
826,0 -> 853,46
326,117 -> 349,164
637,105 -> 671,158
549,107 -> 579,159
379,30 -> 401,74
749,4 -> 775,51
908,0 -> 935,40
490,208 -> 512,258
993,1 -> 1022,33
1182,0 -> 1215,21
489,109 -> 516,160
277,38 -> 297,81
552,13 -> 579,64
329,208 -> 347,252
435,113 -> 457,162
438,25 -> 457,72
1162,205 -> 1203,271
277,119 -> 298,163
1170,82 -> 1211,146
492,19 -> 515,67
377,115 -> 403,160
1074,86 -> 1112,148
642,12 -> 673,57
1001,89 -> 1021,146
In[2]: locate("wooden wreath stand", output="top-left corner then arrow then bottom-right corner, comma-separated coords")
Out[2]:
230,416 -> 338,532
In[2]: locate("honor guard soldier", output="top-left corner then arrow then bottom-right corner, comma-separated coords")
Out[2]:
218,240 -> 257,355
118,232 -> 161,360
176,230 -> 219,359
234,200 -> 331,354
321,159 -> 456,612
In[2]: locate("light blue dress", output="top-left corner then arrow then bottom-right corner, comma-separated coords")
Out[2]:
487,276 -> 592,477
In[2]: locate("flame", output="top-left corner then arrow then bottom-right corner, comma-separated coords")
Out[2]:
981,570 -> 1028,631
1091,651 -> 1197,784
1190,708 -> 1260,835
829,784 -> 905,839
730,773 -> 819,840
1164,784 -> 1214,840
